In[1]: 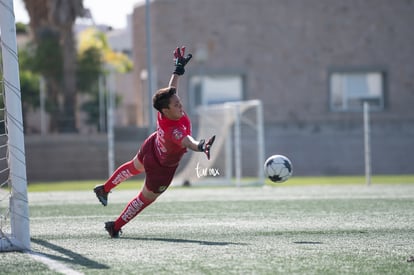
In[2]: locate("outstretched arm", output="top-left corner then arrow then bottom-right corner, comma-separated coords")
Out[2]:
168,73 -> 179,88
169,46 -> 192,91
169,46 -> 214,159
182,135 -> 216,160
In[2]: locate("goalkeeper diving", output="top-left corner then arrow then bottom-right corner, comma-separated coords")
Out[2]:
94,46 -> 215,238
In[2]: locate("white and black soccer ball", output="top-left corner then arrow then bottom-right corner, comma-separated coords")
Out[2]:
264,155 -> 293,183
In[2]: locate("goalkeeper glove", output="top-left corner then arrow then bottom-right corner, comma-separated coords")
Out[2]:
173,46 -> 192,75
198,135 -> 216,160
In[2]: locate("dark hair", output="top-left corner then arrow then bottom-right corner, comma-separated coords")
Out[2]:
153,87 -> 176,113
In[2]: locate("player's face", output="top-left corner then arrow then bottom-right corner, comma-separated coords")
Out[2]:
164,94 -> 184,120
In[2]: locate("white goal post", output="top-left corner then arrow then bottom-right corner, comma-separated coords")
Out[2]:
0,0 -> 30,251
173,99 -> 265,187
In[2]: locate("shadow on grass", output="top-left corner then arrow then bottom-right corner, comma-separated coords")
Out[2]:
122,236 -> 247,246
31,238 -> 109,270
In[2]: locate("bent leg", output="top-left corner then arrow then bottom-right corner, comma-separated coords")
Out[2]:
103,155 -> 144,193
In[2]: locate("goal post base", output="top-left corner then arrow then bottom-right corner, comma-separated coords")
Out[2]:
0,235 -> 30,252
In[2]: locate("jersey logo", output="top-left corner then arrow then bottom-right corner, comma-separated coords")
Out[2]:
172,128 -> 183,140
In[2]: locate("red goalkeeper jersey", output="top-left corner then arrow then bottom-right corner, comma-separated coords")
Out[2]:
154,112 -> 191,167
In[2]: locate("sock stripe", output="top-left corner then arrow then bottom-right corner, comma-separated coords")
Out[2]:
104,160 -> 141,192
114,192 -> 154,230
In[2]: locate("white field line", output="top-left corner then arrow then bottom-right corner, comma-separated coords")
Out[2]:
29,185 -> 414,206
27,251 -> 84,275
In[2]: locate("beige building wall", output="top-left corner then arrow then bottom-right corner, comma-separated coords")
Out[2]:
127,0 -> 414,176
132,0 -> 414,126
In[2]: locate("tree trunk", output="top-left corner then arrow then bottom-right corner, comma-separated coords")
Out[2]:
59,24 -> 77,132
46,76 -> 60,133
48,0 -> 84,132
24,0 -> 84,133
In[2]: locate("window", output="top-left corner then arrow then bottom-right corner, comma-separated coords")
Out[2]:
330,71 -> 385,111
189,74 -> 244,112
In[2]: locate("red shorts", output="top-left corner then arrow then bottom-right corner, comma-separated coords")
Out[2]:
137,133 -> 178,193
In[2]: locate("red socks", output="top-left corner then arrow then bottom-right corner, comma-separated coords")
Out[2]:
114,192 -> 154,230
103,160 -> 141,193
103,160 -> 152,231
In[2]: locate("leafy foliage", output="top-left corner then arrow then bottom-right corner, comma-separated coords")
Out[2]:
30,28 -> 63,82
14,21 -> 133,132
15,22 -> 29,34
78,27 -> 133,74
77,27 -> 131,130
18,48 -> 40,110
77,47 -> 103,93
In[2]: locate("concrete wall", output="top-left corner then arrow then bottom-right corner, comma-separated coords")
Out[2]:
21,119 -> 414,182
24,134 -> 142,182
263,121 -> 414,176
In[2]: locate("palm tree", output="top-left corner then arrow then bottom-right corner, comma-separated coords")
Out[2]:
22,0 -> 49,31
48,0 -> 84,132
23,0 -> 84,132
23,0 -> 59,132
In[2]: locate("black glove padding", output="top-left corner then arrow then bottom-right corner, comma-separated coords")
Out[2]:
173,46 -> 192,75
198,135 -> 216,160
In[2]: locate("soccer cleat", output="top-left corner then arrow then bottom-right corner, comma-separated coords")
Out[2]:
105,221 -> 122,238
94,184 -> 108,206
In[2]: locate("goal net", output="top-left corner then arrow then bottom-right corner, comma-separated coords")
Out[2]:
0,0 -> 30,251
173,99 -> 265,187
